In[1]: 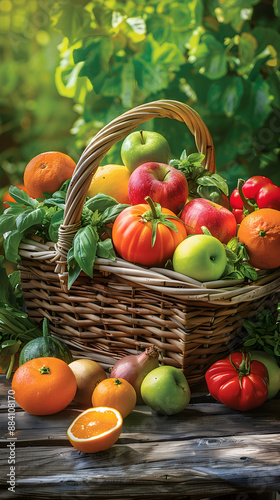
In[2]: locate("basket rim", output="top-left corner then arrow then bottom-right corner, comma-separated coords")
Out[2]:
18,237 -> 280,305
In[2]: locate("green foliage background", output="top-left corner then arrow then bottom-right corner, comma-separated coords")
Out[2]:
1,0 -> 280,207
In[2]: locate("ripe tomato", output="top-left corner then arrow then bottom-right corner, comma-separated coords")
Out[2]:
242,175 -> 273,200
112,199 -> 187,266
230,188 -> 243,210
205,352 -> 268,411
256,183 -> 280,210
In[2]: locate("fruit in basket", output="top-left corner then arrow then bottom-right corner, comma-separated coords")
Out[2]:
180,198 -> 237,244
12,357 -> 77,415
69,359 -> 107,405
237,208 -> 280,269
250,351 -> 280,400
121,130 -> 170,173
230,176 -> 280,212
110,346 -> 159,403
23,151 -> 76,199
140,365 -> 191,415
67,407 -> 123,453
91,377 -> 137,418
128,162 -> 188,215
2,184 -> 31,210
112,196 -> 187,266
205,351 -> 269,411
86,164 -> 131,204
172,234 -> 227,282
19,318 -> 73,366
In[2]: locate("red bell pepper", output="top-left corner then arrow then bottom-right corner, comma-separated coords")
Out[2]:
256,183 -> 280,210
205,352 -> 269,411
242,175 -> 273,200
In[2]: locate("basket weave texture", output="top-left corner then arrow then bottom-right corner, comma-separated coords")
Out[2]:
18,100 -> 280,385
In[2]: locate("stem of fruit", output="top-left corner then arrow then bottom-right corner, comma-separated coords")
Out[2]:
140,130 -> 144,144
39,365 -> 51,375
145,196 -> 157,218
43,317 -> 50,338
237,179 -> 256,214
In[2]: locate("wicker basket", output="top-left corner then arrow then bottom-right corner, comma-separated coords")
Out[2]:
18,100 -> 280,386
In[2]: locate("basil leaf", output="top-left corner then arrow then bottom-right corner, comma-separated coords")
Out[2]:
3,230 -> 23,263
0,214 -> 17,236
16,208 -> 44,233
96,239 -> 116,261
9,186 -> 39,208
67,247 -> 81,289
48,210 -> 64,243
239,262 -> 258,281
100,203 -> 130,225
197,173 -> 229,196
73,225 -> 98,277
84,193 -> 118,213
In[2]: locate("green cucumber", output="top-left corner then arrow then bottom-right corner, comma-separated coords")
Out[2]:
19,318 -> 73,366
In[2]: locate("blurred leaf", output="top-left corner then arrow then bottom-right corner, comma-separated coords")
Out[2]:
189,33 -> 228,79
208,77 -> 244,117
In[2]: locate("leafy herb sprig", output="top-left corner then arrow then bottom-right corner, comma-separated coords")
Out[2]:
0,184 -> 129,290
221,236 -> 258,281
0,256 -> 42,378
242,308 -> 280,362
169,150 -> 229,203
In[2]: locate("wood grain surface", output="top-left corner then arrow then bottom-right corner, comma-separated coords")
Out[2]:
1,376 -> 280,500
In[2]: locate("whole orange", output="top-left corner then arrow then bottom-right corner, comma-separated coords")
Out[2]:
87,164 -> 130,204
91,377 -> 136,418
23,151 -> 76,199
237,208 -> 280,269
67,407 -> 123,453
12,357 -> 77,415
2,185 -> 31,210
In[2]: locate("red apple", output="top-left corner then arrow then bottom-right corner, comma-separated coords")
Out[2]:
180,198 -> 237,244
128,162 -> 188,215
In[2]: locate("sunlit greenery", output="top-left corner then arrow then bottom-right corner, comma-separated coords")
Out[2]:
1,0 -> 280,208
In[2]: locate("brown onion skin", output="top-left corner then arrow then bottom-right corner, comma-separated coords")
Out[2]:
110,346 -> 159,403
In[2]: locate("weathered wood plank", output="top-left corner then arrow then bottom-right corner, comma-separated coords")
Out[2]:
1,376 -> 280,499
1,438 -> 280,499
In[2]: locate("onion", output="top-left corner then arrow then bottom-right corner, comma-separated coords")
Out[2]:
110,346 -> 159,403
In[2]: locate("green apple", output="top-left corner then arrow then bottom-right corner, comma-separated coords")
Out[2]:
250,351 -> 280,399
140,365 -> 191,415
172,234 -> 227,282
121,130 -> 170,173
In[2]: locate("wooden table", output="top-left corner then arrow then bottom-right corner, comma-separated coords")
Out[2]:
1,375 -> 280,500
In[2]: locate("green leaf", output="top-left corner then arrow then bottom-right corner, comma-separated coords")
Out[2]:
74,38 -> 114,94
73,225 -> 98,277
96,239 -> 116,261
48,210 -> 64,243
121,60 -> 135,108
208,77 -> 244,117
3,230 -> 23,263
15,208 -> 44,233
196,173 -> 229,196
0,214 -> 17,236
188,33 -> 227,80
100,203 -> 130,226
84,193 -> 119,213
9,186 -> 39,208
67,247 -> 81,289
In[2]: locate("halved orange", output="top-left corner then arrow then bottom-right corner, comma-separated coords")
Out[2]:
67,407 -> 123,453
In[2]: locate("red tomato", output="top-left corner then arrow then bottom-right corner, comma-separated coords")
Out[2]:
205,352 -> 268,411
112,202 -> 187,267
230,188 -> 243,209
256,183 -> 280,210
232,208 -> 245,224
242,176 -> 273,200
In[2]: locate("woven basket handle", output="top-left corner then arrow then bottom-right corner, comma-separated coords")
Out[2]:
54,99 -> 215,288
